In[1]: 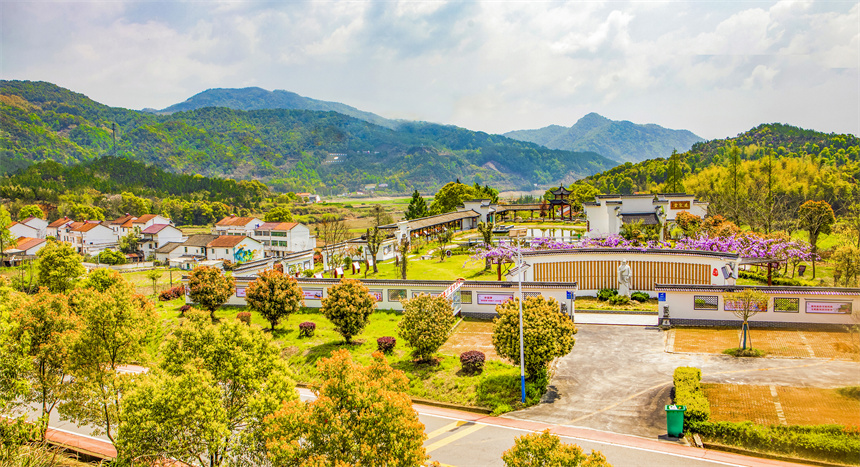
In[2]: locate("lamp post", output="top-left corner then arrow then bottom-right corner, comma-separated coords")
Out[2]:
517,246 -> 526,403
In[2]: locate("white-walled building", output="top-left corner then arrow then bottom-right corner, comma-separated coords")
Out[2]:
108,214 -> 135,236
19,217 -> 48,238
154,242 -> 184,264
63,221 -> 117,255
120,214 -> 172,236
252,222 -> 315,257
7,221 -> 38,239
214,216 -> 264,236
2,237 -> 47,265
206,236 -> 263,263
140,224 -> 185,258
583,193 -> 708,239
47,217 -> 75,239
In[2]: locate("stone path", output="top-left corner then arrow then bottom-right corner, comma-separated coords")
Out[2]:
505,324 -> 860,438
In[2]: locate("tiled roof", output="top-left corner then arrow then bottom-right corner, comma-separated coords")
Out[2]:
110,215 -> 135,225
141,224 -> 172,234
207,235 -> 248,247
48,217 -> 73,228
70,221 -> 103,232
155,242 -> 183,254
8,237 -> 45,252
134,214 -> 157,223
215,216 -> 259,227
620,213 -> 660,225
256,222 -> 298,231
380,210 -> 480,230
182,234 -> 219,247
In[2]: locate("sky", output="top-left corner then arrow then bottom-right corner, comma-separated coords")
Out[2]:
1,0 -> 858,140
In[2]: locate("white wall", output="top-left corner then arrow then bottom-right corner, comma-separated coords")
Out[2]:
207,238 -> 263,263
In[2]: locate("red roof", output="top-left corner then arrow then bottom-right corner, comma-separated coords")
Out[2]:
141,224 -> 172,234
48,217 -> 73,228
207,235 -> 248,247
110,214 -> 135,225
70,221 -> 104,232
215,216 -> 259,227
14,237 -> 46,252
256,222 -> 298,231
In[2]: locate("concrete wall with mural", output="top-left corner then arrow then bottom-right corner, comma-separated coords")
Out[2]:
655,284 -> 860,328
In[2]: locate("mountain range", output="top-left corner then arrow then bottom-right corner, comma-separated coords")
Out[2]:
504,113 -> 703,163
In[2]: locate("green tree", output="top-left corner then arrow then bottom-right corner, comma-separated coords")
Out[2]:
429,182 -> 476,215
264,206 -> 294,223
10,291 -> 79,438
264,350 -> 428,467
119,192 -> 152,216
18,204 -> 45,220
370,204 -> 393,226
404,190 -> 429,220
502,429 -> 611,467
246,269 -> 304,331
0,206 -> 13,264
119,314 -> 297,466
188,266 -> 236,320
119,227 -> 141,254
492,296 -> 576,379
723,288 -> 768,351
96,249 -> 127,265
798,200 -> 836,278
61,279 -> 156,443
145,269 -> 160,296
436,229 -> 454,262
37,240 -> 85,293
398,293 -> 455,362
82,268 -> 124,292
320,279 -> 376,344
832,244 -> 860,287
365,227 -> 383,273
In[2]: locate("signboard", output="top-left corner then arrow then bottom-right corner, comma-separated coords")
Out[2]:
236,287 -> 246,297
566,291 -> 575,300
658,292 -> 666,302
477,293 -> 515,305
670,201 -> 691,210
368,289 -> 383,302
805,301 -> 852,314
302,288 -> 324,300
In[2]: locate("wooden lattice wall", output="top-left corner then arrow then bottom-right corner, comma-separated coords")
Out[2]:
534,260 -> 710,291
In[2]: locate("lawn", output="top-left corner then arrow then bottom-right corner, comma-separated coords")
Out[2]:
337,253 -> 497,282
703,383 -> 860,427
574,296 -> 658,312
672,327 -> 859,361
148,304 -> 533,414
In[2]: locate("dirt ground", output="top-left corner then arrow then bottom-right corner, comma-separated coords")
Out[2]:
672,327 -> 860,361
440,319 -> 502,361
703,383 -> 860,427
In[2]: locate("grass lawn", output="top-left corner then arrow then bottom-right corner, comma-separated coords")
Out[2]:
703,383 -> 860,427
150,304 -> 534,414
337,253 -> 497,282
672,327 -> 860,361
575,296 -> 658,312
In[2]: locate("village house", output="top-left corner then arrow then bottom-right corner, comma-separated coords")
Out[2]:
62,221 -> 117,255
1,237 -> 47,266
252,222 -> 314,257
119,214 -> 172,236
206,235 -> 263,263
154,242 -> 184,264
18,217 -> 49,238
108,214 -> 135,236
7,221 -> 39,239
47,217 -> 75,239
583,193 -> 708,239
213,216 -> 263,237
140,224 -> 185,258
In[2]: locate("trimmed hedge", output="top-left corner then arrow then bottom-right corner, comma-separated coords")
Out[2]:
738,270 -> 806,286
596,288 -> 617,301
672,367 -> 710,424
377,336 -> 396,353
159,285 -> 185,301
299,321 -> 316,338
460,350 -> 485,375
631,291 -> 650,302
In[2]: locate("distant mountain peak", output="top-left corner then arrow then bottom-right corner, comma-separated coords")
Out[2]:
503,113 -> 703,163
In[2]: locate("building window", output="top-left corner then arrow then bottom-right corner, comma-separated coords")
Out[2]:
388,289 -> 407,301
184,247 -> 188,253
693,295 -> 719,310
460,291 -> 472,304
773,298 -> 800,313
226,249 -> 229,254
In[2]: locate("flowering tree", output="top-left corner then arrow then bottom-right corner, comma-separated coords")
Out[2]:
246,269 -> 304,331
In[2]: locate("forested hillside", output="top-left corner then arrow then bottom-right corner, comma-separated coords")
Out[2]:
0,80 -> 616,193
504,112 -> 703,163
569,123 -> 859,231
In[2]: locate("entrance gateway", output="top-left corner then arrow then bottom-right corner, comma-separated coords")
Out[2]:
441,278 -> 465,315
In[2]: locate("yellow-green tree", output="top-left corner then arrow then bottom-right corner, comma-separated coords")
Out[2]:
502,430 -> 611,467
398,293 -> 455,362
798,200 -> 835,278
37,240 -> 85,293
723,288 -> 768,351
246,269 -> 304,331
188,266 -> 236,320
264,350 -> 428,467
320,279 -> 376,344
492,296 -> 576,379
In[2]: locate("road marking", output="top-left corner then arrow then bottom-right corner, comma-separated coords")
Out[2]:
798,331 -> 816,358
566,382 -> 671,425
425,423 -> 485,453
770,385 -> 787,425
425,420 -> 468,441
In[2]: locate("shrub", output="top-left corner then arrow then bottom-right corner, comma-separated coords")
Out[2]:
672,367 -> 711,425
630,291 -> 650,302
596,288 -> 617,301
179,304 -> 191,315
502,430 -> 611,467
738,270 -> 806,286
722,347 -> 765,357
377,336 -> 396,353
299,321 -> 316,338
159,285 -> 185,301
237,312 -> 251,325
460,350 -> 485,375
397,293 -> 456,362
320,279 -> 376,344
608,294 -> 630,305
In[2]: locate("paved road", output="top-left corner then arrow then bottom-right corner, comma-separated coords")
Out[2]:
506,324 -> 860,438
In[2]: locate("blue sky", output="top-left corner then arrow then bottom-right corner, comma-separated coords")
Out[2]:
2,0 -> 857,140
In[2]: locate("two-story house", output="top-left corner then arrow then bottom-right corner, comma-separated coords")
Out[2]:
214,216 -> 263,237
252,222 -> 315,258
140,224 -> 185,258
64,221 -> 117,255
206,236 -> 263,264
47,217 -> 75,239
108,214 -> 135,236
120,214 -> 172,236
7,221 -> 38,239
19,217 -> 49,238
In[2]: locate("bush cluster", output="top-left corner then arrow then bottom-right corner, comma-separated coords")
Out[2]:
377,336 -> 396,353
299,321 -> 316,337
237,312 -> 251,325
596,288 -> 617,301
460,350 -> 485,375
738,270 -> 806,286
608,294 -> 630,305
159,285 -> 185,301
179,304 -> 191,315
672,367 -> 711,425
397,293 -> 455,362
630,291 -> 650,302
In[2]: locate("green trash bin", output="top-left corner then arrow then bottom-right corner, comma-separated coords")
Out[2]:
665,405 -> 686,437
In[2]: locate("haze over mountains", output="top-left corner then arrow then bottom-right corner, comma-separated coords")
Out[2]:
504,113 -> 704,163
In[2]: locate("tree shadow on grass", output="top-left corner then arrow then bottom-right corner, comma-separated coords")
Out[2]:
391,358 -> 442,381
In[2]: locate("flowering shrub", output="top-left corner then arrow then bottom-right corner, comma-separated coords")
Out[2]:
179,304 -> 191,315
299,321 -> 316,338
159,285 -> 185,301
237,312 -> 251,325
460,350 -> 485,374
377,336 -> 396,353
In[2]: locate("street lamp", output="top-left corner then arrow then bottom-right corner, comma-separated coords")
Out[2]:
506,245 -> 530,403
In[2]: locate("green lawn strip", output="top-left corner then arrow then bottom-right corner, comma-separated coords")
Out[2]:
340,254 -> 496,281
574,296 -> 658,312
207,306 -> 527,413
